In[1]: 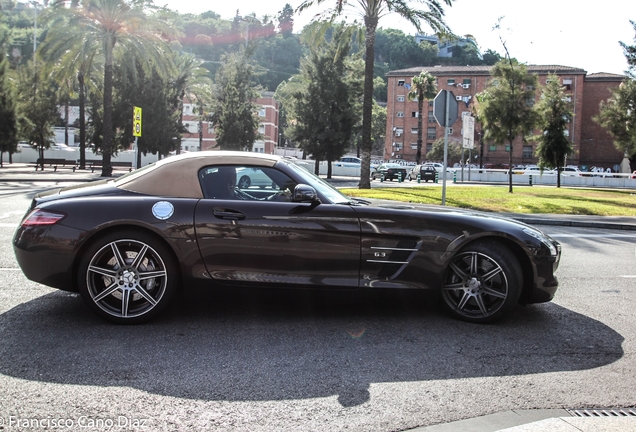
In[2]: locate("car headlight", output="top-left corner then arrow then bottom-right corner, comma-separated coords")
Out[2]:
522,227 -> 558,256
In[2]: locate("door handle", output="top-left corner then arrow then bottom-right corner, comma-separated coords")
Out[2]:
213,208 -> 246,220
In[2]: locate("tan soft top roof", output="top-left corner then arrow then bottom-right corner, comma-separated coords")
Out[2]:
114,151 -> 281,198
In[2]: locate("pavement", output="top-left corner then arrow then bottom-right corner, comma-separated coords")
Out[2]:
2,162 -> 636,431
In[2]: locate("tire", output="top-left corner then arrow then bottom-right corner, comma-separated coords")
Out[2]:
77,230 -> 178,324
238,175 -> 251,189
440,240 -> 522,323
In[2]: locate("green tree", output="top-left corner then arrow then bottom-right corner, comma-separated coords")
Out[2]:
14,61 -> 60,166
277,3 -> 294,36
595,78 -> 636,159
595,22 -> 636,162
40,10 -> 103,169
297,0 -> 454,189
533,74 -> 574,188
43,0 -> 172,176
474,59 -> 538,192
407,71 -> 437,164
426,137 -> 461,164
287,27 -> 363,177
0,32 -> 18,166
620,20 -> 636,73
211,51 -> 261,151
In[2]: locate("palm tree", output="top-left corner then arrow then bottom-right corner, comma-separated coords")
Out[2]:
297,0 -> 454,188
407,71 -> 437,164
40,25 -> 102,170
42,0 -> 172,176
169,53 -> 213,155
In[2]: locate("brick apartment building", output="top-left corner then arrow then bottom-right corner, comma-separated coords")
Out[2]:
180,91 -> 279,154
386,65 -> 625,169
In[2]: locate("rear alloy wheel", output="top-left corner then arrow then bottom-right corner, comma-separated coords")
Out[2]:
238,175 -> 251,189
78,231 -> 178,324
441,241 -> 522,323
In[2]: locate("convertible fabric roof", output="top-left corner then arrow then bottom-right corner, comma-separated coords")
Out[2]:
115,151 -> 280,198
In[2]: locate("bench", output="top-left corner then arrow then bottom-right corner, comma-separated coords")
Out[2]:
85,159 -> 133,173
33,158 -> 78,172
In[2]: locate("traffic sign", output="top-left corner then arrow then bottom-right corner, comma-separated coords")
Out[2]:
433,90 -> 458,127
462,113 -> 475,149
133,106 -> 142,137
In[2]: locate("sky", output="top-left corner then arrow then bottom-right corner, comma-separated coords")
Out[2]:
159,0 -> 636,75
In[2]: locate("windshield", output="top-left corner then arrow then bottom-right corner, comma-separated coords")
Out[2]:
284,160 -> 353,205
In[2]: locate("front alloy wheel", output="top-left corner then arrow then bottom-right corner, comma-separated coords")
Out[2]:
78,231 -> 177,324
441,241 -> 522,323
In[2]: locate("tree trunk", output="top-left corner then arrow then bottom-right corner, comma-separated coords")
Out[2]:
358,17 -> 378,189
508,136 -> 513,193
78,72 -> 86,170
101,40 -> 114,177
416,98 -> 423,164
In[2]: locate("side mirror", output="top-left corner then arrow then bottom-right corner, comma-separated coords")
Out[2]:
292,184 -> 320,203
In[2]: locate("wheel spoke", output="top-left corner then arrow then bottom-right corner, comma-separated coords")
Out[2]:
130,244 -> 149,269
88,265 -> 117,279
138,269 -> 166,280
469,253 -> 479,275
442,282 -> 465,291
93,282 -> 119,302
110,242 -> 126,268
474,293 -> 488,316
456,292 -> 471,311
482,286 -> 507,299
482,266 -> 503,283
449,261 -> 468,280
121,289 -> 132,317
134,286 -> 158,306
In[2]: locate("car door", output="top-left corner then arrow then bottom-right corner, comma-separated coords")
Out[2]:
194,164 -> 361,287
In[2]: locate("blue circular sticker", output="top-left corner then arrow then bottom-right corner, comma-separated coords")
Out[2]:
152,201 -> 174,220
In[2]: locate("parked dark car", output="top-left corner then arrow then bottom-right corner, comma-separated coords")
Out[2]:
371,163 -> 408,181
13,151 -> 561,324
408,165 -> 437,182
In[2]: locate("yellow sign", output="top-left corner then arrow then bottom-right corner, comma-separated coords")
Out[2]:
133,106 -> 142,137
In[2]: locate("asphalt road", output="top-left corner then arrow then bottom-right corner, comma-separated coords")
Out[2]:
0,181 -> 635,431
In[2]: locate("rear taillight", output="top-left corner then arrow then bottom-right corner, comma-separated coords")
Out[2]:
21,209 -> 66,226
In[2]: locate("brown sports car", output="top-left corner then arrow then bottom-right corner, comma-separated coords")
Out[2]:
13,151 -> 561,324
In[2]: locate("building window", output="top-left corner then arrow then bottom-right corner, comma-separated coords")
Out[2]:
412,112 -> 419,117
259,108 -> 266,117
489,144 -> 497,151
563,78 -> 572,90
411,143 -> 419,150
258,124 -> 265,134
396,111 -> 405,118
564,129 -> 570,137
428,101 -> 434,107
463,78 -> 471,85
428,112 -> 435,123
208,123 -> 214,134
394,128 -> 403,136
505,145 -> 511,152
447,79 -> 455,85
427,127 -> 436,140
411,128 -> 418,134
522,145 -> 533,159
397,95 -> 405,102
398,80 -> 405,86
448,128 -> 453,135
426,143 -> 433,152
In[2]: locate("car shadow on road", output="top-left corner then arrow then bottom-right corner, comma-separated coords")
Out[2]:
0,286 -> 624,407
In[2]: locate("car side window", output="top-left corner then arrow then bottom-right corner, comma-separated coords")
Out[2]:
198,165 -> 296,201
